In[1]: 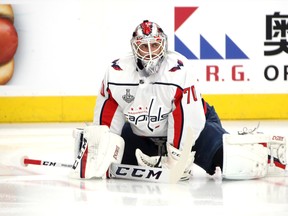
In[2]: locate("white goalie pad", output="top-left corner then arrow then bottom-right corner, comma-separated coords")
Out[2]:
222,134 -> 287,179
266,135 -> 287,176
70,125 -> 125,179
222,134 -> 268,180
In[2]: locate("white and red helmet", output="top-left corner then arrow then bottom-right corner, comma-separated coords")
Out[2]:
131,20 -> 167,76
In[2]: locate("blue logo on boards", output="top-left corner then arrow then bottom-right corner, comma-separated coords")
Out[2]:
175,7 -> 249,60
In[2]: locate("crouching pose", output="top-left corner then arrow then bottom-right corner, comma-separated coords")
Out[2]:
70,20 -> 287,181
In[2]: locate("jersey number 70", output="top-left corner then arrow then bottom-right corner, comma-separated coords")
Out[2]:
183,85 -> 198,104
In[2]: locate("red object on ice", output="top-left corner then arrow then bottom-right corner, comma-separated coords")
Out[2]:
24,158 -> 42,166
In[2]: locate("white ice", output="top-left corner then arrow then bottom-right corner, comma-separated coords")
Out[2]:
0,120 -> 288,216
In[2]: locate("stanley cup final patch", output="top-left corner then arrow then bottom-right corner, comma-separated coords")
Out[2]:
122,89 -> 135,103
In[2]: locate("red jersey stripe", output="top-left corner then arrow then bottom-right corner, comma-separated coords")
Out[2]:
100,89 -> 119,127
172,88 -> 184,149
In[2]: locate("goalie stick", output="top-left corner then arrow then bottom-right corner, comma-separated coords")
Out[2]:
169,127 -> 194,183
22,157 -> 170,183
22,157 -> 73,168
109,127 -> 195,183
22,156 -> 192,183
22,127 -> 195,183
72,135 -> 88,170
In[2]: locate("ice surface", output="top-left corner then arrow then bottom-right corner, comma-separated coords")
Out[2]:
0,121 -> 288,216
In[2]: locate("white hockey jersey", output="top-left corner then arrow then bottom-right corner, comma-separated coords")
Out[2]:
94,51 -> 206,150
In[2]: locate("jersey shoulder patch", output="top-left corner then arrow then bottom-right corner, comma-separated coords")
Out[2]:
110,54 -> 135,72
169,59 -> 184,72
111,59 -> 122,71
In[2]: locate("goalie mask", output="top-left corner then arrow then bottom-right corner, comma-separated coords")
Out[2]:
131,20 -> 168,76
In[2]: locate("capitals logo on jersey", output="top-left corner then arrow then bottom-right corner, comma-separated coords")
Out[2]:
169,59 -> 184,72
112,59 -> 122,70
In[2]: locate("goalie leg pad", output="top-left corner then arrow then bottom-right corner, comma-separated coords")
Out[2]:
222,134 -> 268,180
266,135 -> 287,176
222,133 -> 287,177
70,125 -> 124,179
72,127 -> 84,160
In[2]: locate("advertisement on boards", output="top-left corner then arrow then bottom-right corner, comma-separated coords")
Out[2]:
0,0 -> 287,121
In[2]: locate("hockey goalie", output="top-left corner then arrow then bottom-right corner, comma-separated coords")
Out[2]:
70,20 -> 287,182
